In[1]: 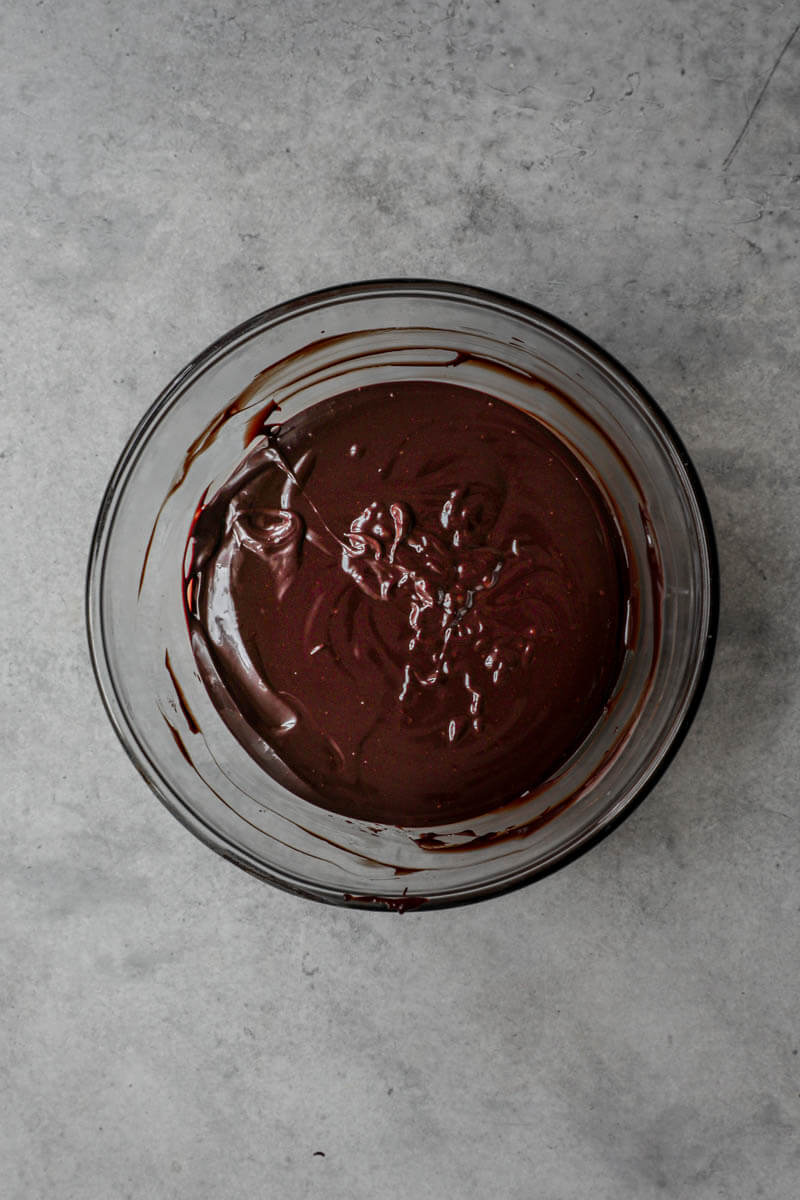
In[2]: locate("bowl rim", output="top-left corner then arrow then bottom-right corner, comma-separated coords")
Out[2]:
86,277 -> 720,911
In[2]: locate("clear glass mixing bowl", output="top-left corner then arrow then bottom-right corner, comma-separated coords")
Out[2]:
86,280 -> 718,910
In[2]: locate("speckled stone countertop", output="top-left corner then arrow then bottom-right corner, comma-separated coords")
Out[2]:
3,3 -> 799,1197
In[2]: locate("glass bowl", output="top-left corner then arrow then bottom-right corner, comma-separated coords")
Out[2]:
86,280 -> 718,910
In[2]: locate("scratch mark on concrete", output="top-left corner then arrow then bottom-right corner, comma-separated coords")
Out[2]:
722,21 -> 800,170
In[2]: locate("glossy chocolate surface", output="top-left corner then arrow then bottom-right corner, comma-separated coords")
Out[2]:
185,381 -> 630,825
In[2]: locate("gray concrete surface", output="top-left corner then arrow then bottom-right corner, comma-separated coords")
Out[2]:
2,1 -> 799,1196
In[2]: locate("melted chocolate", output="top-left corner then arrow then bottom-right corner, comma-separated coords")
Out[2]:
185,381 -> 630,826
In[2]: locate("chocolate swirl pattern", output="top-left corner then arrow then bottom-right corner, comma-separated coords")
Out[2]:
185,381 -> 629,826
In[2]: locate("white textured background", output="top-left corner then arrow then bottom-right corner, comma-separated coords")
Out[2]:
2,2 -> 799,1197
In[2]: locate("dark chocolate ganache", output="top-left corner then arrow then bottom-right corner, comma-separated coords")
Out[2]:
185,381 -> 630,826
